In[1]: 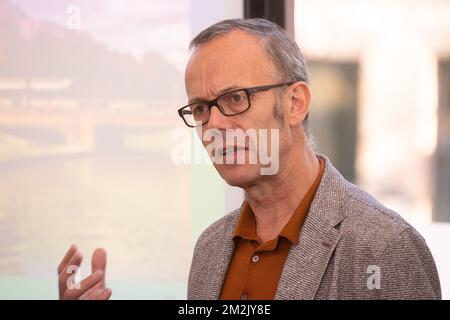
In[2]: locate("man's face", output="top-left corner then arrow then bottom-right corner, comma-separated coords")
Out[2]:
185,30 -> 288,188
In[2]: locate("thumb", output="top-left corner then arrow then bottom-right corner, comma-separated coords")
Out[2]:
91,248 -> 107,287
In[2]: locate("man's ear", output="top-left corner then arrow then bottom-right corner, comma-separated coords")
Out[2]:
287,82 -> 311,127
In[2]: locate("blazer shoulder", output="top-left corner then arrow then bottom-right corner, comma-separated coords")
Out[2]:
346,181 -> 411,228
340,181 -> 418,258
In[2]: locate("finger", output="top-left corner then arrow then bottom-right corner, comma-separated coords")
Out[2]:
63,270 -> 104,300
77,280 -> 104,300
57,244 -> 77,274
59,249 -> 82,279
98,288 -> 112,300
58,250 -> 83,298
80,287 -> 112,300
91,248 -> 107,287
91,248 -> 107,273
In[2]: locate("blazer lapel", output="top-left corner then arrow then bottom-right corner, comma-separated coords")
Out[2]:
274,213 -> 342,299
275,154 -> 349,299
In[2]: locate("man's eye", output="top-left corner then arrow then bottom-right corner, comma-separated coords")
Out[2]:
193,105 -> 207,115
230,93 -> 243,103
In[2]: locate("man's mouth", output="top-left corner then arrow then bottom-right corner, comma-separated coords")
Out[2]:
222,145 -> 247,156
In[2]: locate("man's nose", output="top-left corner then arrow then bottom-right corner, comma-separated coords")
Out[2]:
206,105 -> 228,129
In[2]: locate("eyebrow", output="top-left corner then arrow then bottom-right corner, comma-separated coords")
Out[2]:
188,85 -> 241,104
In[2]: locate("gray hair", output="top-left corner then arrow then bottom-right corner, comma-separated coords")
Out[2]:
189,18 -> 315,148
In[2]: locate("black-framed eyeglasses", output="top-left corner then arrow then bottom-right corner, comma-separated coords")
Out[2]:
178,82 -> 295,128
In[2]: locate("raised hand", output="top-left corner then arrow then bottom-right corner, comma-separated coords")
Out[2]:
57,244 -> 112,300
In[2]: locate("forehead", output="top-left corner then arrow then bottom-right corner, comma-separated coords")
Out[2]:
185,30 -> 277,98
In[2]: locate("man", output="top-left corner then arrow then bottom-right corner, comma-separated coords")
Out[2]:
57,18 -> 441,300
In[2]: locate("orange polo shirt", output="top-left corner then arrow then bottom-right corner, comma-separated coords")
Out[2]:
219,157 -> 325,300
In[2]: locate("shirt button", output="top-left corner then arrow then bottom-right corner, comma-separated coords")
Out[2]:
252,255 -> 260,263
240,293 -> 248,300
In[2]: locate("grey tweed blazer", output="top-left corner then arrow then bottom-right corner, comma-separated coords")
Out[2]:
188,154 -> 441,299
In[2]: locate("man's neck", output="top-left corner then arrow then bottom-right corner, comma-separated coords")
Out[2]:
244,146 -> 320,243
